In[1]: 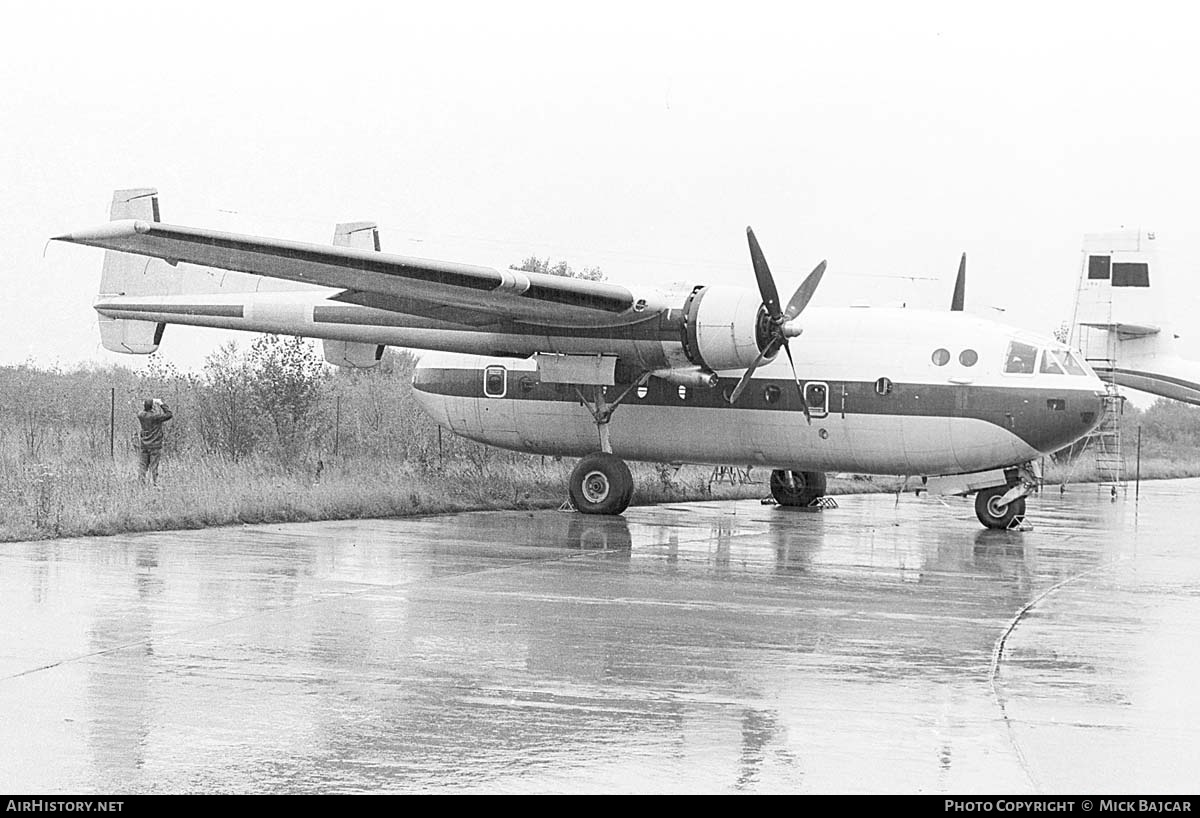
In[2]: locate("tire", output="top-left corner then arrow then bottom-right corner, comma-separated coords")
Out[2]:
769,470 -> 828,507
974,486 -> 1027,529
569,452 -> 634,515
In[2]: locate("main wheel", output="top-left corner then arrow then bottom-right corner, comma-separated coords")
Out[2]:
769,470 -> 828,507
569,452 -> 634,515
974,486 -> 1027,529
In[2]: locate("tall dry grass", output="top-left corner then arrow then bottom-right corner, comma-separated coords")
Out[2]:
0,449 -> 775,541
5,352 -> 1200,541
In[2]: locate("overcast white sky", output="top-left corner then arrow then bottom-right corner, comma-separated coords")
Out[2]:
5,1 -> 1200,390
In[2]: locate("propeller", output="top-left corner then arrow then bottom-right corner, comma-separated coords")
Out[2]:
950,252 -> 966,311
727,227 -> 827,424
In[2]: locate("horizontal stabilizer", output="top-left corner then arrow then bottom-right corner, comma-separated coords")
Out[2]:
1079,322 -> 1161,338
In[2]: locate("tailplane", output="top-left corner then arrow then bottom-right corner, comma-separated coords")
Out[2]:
94,188 -> 314,354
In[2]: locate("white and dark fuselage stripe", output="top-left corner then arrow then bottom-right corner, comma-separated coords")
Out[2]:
412,363 -> 1104,476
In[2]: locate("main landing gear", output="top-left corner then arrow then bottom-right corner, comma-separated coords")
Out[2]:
769,469 -> 828,508
568,381 -> 643,516
569,452 -> 635,515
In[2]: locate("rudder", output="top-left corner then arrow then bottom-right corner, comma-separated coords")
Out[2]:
98,188 -> 167,353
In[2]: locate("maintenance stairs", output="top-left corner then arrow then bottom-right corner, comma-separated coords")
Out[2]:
1073,313 -> 1128,493
1092,384 -> 1127,493
1056,368 -> 1127,494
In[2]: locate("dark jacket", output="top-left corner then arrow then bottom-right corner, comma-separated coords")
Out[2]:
136,404 -> 173,452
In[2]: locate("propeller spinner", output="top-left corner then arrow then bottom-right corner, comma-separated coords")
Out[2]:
727,227 -> 826,423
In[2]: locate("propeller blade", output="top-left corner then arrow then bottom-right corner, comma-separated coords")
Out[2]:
746,226 -> 782,320
950,252 -> 966,311
727,344 -> 776,404
782,342 -> 812,424
782,260 -> 827,322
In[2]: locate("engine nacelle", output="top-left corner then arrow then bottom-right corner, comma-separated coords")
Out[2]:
680,285 -> 772,372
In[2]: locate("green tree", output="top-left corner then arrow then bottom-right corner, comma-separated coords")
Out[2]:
511,255 -> 605,281
198,341 -> 260,461
246,335 -> 329,463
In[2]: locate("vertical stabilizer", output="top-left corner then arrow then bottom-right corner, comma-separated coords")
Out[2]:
950,252 -> 966,311
333,221 -> 381,252
324,222 -> 386,368
1069,229 -> 1171,368
99,188 -> 163,299
1066,229 -> 1200,405
97,189 -> 166,353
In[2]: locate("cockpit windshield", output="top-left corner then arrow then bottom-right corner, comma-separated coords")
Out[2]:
1004,341 -> 1093,377
1004,341 -> 1038,374
1037,348 -> 1090,376
1004,342 -> 1093,377
1039,351 -> 1065,374
1060,350 -> 1088,376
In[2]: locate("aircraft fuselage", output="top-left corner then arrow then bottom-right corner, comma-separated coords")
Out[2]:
412,308 -> 1107,477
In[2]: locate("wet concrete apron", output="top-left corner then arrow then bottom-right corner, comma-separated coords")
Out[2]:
1,480 -> 1195,793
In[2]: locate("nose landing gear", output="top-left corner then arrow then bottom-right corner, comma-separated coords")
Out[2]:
974,485 -> 1028,529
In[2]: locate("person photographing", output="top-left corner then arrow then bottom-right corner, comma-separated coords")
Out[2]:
137,398 -> 173,484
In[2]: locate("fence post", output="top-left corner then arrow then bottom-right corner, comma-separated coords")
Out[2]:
110,387 -> 115,458
1135,425 -> 1142,502
334,394 -> 341,457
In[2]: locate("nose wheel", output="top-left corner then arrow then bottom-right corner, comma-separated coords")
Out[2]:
974,485 -> 1027,529
569,452 -> 634,515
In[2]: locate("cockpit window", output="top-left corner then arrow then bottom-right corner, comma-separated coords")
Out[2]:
1061,351 -> 1088,376
1039,349 -> 1089,376
1039,351 -> 1065,375
1004,341 -> 1038,374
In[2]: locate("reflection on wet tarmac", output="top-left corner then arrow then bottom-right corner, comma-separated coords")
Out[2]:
0,480 -> 1196,793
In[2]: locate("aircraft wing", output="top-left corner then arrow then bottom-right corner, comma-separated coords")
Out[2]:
54,220 -> 640,327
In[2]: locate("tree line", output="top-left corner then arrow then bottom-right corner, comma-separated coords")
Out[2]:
0,337 -> 512,473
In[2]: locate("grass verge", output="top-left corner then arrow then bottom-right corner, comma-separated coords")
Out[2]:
2,453 -> 1196,542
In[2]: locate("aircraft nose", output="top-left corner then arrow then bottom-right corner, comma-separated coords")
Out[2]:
1082,391 -> 1108,435
1018,390 -> 1108,456
1070,390 -> 1109,445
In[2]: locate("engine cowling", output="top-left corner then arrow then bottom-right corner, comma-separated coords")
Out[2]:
680,285 -> 773,372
